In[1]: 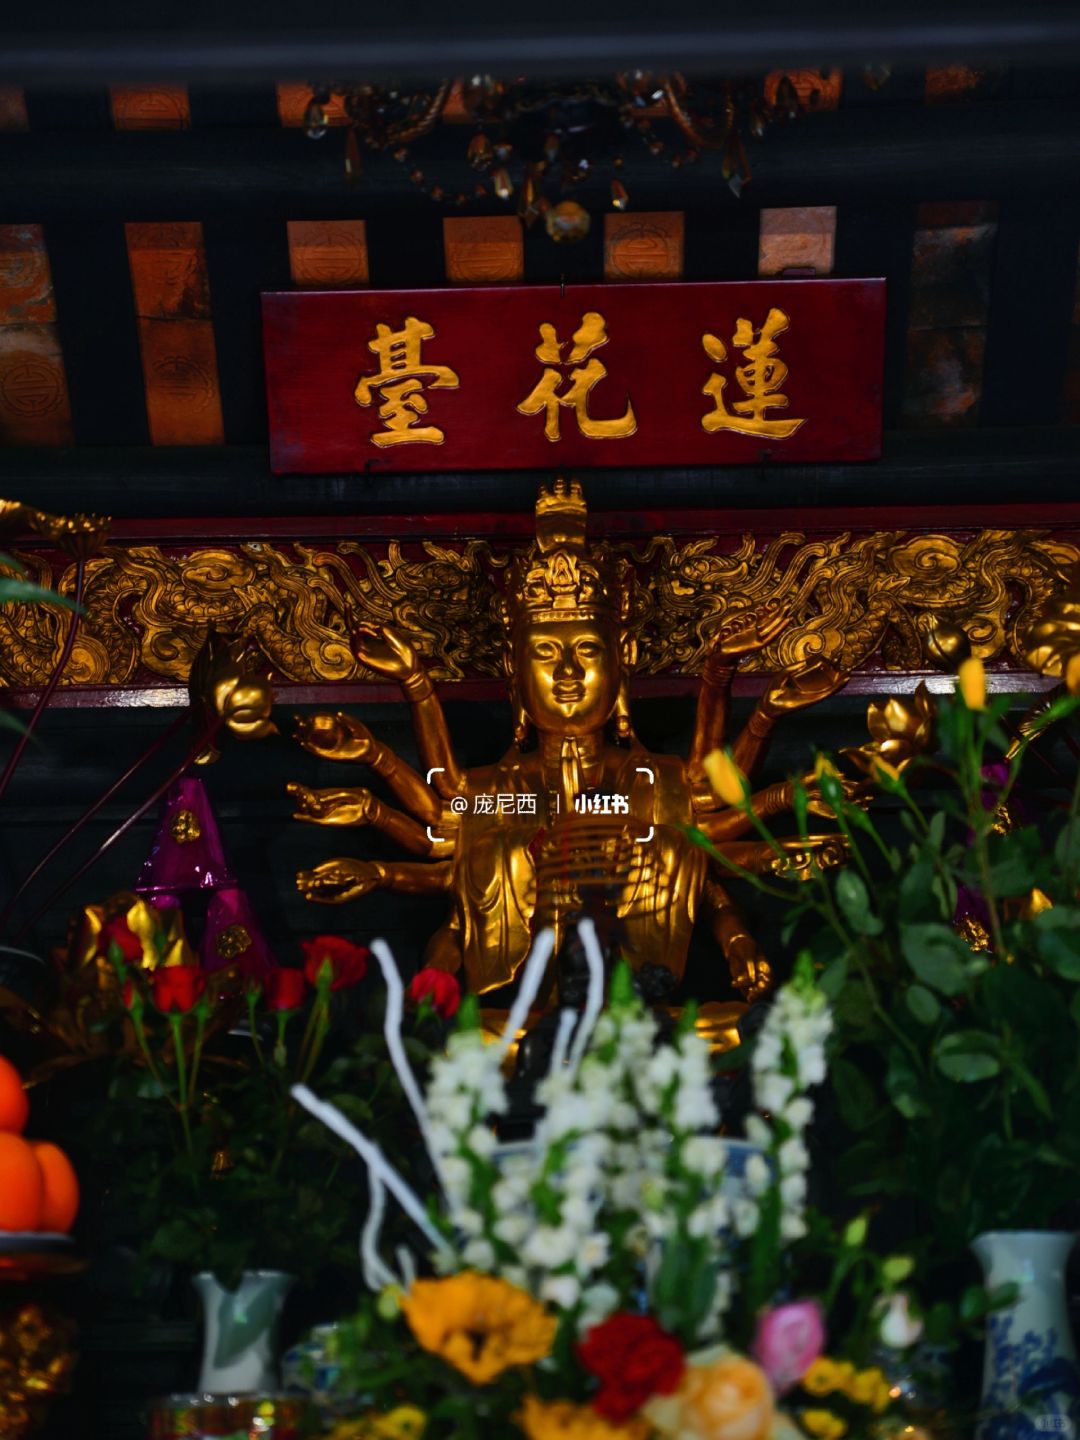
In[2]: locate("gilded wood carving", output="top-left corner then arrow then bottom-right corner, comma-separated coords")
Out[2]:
0,527 -> 1076,690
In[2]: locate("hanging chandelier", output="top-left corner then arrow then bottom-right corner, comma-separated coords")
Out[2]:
299,70 -> 844,241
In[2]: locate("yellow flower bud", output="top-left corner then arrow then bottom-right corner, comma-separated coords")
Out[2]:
850,1367 -> 889,1408
843,1215 -> 868,1248
957,655 -> 987,711
800,1408 -> 848,1440
376,1283 -> 405,1321
372,1408 -> 427,1439
704,748 -> 748,807
871,756 -> 903,784
814,754 -> 840,782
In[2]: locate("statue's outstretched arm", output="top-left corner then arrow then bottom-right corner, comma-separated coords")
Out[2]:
695,781 -> 797,841
294,710 -> 441,825
288,784 -> 442,858
688,654 -> 736,783
730,660 -> 849,776
697,762 -> 865,842
353,624 -> 465,799
297,857 -> 452,904
689,603 -> 791,782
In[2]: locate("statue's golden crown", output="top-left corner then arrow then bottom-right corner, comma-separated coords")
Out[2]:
502,479 -> 629,629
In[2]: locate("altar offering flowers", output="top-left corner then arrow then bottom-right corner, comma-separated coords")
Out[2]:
302,933 -> 371,989
407,967 -> 461,1018
401,1274 -> 557,1384
752,1301 -> 826,1395
516,1395 -> 650,1439
94,919 -> 418,1288
643,1349 -> 775,1440
290,920 -> 866,1439
578,1314 -> 685,1421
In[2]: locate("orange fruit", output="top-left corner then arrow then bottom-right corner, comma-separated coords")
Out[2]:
0,1055 -> 29,1134
0,1132 -> 43,1231
30,1142 -> 79,1233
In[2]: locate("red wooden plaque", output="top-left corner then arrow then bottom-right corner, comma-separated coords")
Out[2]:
262,279 -> 885,475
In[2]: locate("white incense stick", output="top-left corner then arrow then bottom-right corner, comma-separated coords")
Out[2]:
370,936 -> 446,1188
496,926 -> 556,1061
548,1007 -> 577,1077
292,1083 -> 452,1258
360,1172 -> 397,1292
568,917 -> 605,1070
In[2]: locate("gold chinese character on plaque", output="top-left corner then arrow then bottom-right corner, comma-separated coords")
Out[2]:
517,310 -> 637,442
700,306 -> 806,439
354,316 -> 460,447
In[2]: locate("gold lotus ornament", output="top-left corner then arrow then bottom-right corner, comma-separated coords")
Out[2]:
841,682 -> 936,781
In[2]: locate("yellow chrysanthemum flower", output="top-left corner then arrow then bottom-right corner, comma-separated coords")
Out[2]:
799,1408 -> 847,1440
800,1359 -> 841,1397
704,748 -> 748,808
516,1394 -> 650,1439
957,655 -> 987,711
328,1411 -> 426,1440
849,1367 -> 890,1411
401,1273 -> 557,1386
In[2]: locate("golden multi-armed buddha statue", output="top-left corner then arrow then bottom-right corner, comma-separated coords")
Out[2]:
289,479 -> 852,1005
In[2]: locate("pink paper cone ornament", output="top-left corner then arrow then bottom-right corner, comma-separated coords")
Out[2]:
200,885 -> 277,980
136,778 -> 234,896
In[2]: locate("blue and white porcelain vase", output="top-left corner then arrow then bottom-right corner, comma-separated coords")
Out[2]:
972,1231 -> 1080,1440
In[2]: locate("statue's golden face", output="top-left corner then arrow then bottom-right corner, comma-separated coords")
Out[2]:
515,618 -> 621,735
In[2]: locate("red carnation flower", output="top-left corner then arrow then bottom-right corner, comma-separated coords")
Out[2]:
100,917 -> 144,964
408,967 -> 461,1019
264,968 -> 308,1012
151,965 -> 206,1014
578,1312 -> 685,1423
301,935 -> 369,991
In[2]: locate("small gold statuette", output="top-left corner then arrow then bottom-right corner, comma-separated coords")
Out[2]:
291,478 -> 857,1016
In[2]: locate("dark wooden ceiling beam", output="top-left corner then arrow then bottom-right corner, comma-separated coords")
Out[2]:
1,99 -> 1079,220
2,429 -> 1077,521
5,5 -> 1080,82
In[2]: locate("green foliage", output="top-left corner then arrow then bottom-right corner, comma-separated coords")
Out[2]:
94,991 -> 439,1291
722,683 -> 1080,1280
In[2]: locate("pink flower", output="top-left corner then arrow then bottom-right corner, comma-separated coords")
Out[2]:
751,1299 -> 825,1395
